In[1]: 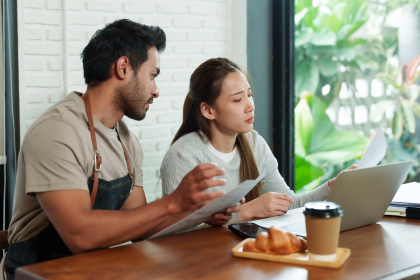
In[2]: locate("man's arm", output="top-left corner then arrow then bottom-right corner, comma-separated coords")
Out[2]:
37,163 -> 226,254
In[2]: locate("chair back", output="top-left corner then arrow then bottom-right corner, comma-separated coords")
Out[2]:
0,230 -> 9,250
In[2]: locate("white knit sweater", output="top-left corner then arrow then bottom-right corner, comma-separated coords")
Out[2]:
161,130 -> 330,222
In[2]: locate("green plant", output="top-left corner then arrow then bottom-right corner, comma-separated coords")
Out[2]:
295,92 -> 370,193
295,0 -> 370,105
369,55 -> 420,139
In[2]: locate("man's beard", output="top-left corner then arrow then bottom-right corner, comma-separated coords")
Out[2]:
113,76 -> 151,121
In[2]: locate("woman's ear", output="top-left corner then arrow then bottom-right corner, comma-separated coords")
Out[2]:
200,102 -> 215,120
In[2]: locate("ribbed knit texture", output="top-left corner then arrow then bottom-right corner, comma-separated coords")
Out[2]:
161,130 -> 330,222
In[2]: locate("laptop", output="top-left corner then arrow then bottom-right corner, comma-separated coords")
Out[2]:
252,160 -> 414,236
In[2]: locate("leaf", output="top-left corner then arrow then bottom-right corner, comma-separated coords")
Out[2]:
295,28 -> 313,48
295,60 -> 320,96
295,97 -> 314,154
411,102 -> 420,118
294,155 -> 324,192
310,28 -> 337,46
374,73 -> 402,90
318,57 -> 337,77
369,100 -> 394,123
307,131 -> 370,164
401,100 -> 416,134
392,104 -> 403,139
335,48 -> 357,60
295,7 -> 308,26
408,84 -> 419,101
320,14 -> 340,34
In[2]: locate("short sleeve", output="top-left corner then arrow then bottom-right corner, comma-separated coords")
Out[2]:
160,146 -> 200,197
23,118 -> 88,195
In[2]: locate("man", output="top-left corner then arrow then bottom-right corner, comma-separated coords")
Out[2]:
2,19 -> 239,279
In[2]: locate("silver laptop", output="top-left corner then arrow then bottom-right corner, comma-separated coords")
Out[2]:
256,160 -> 414,236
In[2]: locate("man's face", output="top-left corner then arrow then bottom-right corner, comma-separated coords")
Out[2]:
115,46 -> 160,121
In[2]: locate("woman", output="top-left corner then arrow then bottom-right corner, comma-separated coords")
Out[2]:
161,58 -> 353,223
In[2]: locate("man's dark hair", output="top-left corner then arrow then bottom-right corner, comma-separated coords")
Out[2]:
81,19 -> 166,86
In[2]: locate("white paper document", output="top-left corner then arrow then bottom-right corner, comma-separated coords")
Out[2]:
392,182 -> 420,204
356,128 -> 387,169
252,207 -> 305,229
148,173 -> 265,239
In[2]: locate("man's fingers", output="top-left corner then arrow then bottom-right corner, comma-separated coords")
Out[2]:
189,163 -> 219,177
197,190 -> 225,202
213,213 -> 232,220
194,168 -> 226,183
197,179 -> 227,192
240,197 -> 245,204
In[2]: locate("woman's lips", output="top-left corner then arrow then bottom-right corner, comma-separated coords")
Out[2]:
245,117 -> 254,124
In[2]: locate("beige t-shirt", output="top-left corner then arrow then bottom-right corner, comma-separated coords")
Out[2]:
7,91 -> 144,245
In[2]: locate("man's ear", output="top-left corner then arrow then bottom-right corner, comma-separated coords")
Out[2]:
114,56 -> 130,80
200,102 -> 215,120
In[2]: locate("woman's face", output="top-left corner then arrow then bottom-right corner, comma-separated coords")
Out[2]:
207,71 -> 255,135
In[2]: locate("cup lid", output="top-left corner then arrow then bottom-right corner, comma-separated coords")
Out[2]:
303,201 -> 343,218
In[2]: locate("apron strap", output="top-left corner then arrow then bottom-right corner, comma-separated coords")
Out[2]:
81,93 -> 133,208
81,94 -> 102,208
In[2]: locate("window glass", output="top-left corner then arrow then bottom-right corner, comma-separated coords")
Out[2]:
294,0 -> 420,193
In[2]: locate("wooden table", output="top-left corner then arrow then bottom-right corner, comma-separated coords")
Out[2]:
15,216 -> 420,280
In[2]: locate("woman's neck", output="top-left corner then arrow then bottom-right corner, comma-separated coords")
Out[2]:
207,123 -> 237,153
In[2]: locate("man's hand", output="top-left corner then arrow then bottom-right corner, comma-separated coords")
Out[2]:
167,163 -> 227,214
328,164 -> 357,190
205,198 -> 245,226
238,193 -> 294,220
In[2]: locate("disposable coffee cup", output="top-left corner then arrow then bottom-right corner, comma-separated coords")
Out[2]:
304,201 -> 343,261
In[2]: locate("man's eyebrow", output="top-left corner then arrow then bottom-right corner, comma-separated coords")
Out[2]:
230,88 -> 251,96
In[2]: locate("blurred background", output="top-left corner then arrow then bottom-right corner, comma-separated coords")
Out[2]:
1,0 -> 420,229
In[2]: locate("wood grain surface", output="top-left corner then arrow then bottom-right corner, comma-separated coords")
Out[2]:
15,216 -> 420,280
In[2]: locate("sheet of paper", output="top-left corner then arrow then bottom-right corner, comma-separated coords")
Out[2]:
148,173 -> 265,239
356,128 -> 387,169
252,207 -> 305,228
392,182 -> 420,204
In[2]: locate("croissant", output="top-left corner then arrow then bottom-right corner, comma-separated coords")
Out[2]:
243,226 -> 307,255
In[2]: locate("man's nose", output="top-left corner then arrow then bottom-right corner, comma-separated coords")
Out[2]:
152,88 -> 159,98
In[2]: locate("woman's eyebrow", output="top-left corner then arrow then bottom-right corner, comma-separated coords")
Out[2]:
230,88 -> 251,96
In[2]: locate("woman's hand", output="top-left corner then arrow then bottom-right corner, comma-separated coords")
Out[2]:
238,193 -> 294,220
328,164 -> 357,190
205,198 -> 245,226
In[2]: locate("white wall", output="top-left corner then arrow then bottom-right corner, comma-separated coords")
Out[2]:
18,0 -> 246,202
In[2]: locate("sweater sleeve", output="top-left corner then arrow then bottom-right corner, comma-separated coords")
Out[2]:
161,145 -> 201,197
256,135 -> 330,209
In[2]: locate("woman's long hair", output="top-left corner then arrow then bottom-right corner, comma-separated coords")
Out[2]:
172,58 -> 262,202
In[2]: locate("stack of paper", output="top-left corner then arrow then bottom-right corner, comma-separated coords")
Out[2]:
390,182 -> 420,208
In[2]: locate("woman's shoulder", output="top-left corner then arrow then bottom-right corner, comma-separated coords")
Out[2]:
244,130 -> 266,150
165,131 -> 206,158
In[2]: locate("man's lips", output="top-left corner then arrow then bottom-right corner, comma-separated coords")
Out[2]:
245,116 -> 254,124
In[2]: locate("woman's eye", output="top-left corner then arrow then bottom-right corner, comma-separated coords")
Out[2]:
234,99 -> 241,103
248,94 -> 253,98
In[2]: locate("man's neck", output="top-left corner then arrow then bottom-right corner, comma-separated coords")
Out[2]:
207,123 -> 237,153
84,83 -> 124,129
